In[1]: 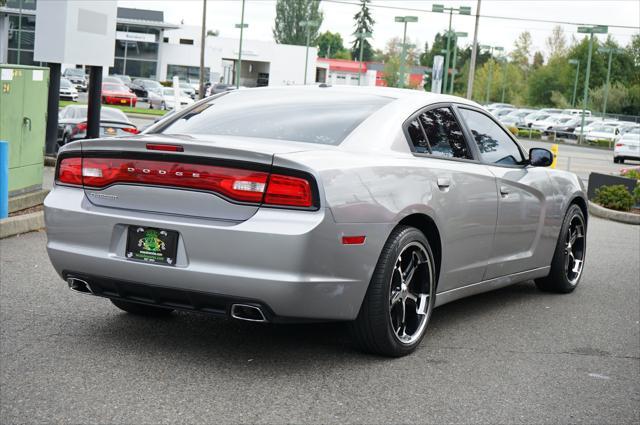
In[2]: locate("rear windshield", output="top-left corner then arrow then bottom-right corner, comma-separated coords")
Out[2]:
72,107 -> 128,122
156,90 -> 392,145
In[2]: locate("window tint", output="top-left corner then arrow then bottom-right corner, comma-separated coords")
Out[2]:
157,91 -> 392,145
406,107 -> 470,159
459,108 -> 523,165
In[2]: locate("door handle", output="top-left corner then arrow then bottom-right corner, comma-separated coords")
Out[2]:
500,185 -> 511,196
437,177 -> 451,190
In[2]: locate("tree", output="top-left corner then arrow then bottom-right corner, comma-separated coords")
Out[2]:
382,56 -> 400,87
511,31 -> 532,68
546,25 -> 567,59
316,31 -> 346,58
273,0 -> 323,46
350,0 -> 375,61
532,51 -> 544,69
588,82 -> 630,114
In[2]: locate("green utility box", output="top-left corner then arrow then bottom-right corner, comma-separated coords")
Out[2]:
0,64 -> 49,196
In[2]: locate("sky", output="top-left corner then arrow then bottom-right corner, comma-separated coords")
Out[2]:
118,0 -> 640,59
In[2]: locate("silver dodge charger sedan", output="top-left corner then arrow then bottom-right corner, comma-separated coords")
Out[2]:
45,86 -> 587,357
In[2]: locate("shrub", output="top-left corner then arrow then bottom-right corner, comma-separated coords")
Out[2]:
518,128 -> 541,138
593,185 -> 635,212
634,186 -> 640,206
507,126 -> 519,136
621,168 -> 640,181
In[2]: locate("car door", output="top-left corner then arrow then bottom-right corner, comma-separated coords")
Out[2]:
404,105 -> 498,292
457,106 -> 553,279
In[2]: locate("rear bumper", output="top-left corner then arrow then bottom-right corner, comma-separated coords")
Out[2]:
614,147 -> 640,160
45,186 -> 390,321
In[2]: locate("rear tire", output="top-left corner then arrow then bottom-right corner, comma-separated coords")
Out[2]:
110,299 -> 174,317
349,226 -> 436,357
535,204 -> 586,293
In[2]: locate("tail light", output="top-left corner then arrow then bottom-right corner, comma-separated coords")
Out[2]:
615,143 -> 624,147
122,127 -> 139,134
71,122 -> 87,135
55,156 -> 315,208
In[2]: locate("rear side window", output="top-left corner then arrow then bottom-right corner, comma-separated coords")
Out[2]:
406,107 -> 471,159
459,108 -> 523,165
156,90 -> 392,145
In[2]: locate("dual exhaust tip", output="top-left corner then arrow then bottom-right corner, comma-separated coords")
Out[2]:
67,277 -> 267,323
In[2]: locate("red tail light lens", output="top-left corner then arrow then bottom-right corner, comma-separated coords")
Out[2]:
56,157 -> 83,185
55,156 -> 316,208
615,143 -> 624,147
122,127 -> 139,134
72,122 -> 87,135
264,174 -> 313,207
146,143 -> 183,152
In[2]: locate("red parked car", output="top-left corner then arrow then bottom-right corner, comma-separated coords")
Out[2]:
101,83 -> 137,107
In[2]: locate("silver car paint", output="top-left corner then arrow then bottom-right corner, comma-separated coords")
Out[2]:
45,86 -> 586,321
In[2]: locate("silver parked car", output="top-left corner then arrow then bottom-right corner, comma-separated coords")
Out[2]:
45,87 -> 588,357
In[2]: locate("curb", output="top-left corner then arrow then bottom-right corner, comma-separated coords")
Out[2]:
0,211 -> 45,239
9,189 -> 49,213
44,156 -> 56,167
588,201 -> 640,225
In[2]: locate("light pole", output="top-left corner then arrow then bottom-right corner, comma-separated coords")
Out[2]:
568,59 -> 580,107
300,20 -> 320,85
234,0 -> 247,89
394,16 -> 418,88
432,4 -> 471,94
576,25 -> 608,142
500,56 -> 508,103
449,31 -> 467,94
199,0 -> 207,98
480,45 -> 503,104
466,0 -> 482,99
598,46 -> 623,119
356,29 -> 372,86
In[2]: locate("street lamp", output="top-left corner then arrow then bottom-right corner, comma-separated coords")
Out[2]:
234,0 -> 248,89
449,31 -> 467,94
568,59 -> 580,107
356,29 -> 372,86
500,56 -> 508,103
394,16 -> 418,88
432,4 -> 471,93
576,25 -> 608,142
598,46 -> 624,119
480,45 -> 503,104
300,20 -> 320,85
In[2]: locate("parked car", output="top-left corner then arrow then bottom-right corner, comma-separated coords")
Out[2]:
112,74 -> 132,86
551,117 -> 596,138
207,83 -> 236,96
48,86 -> 588,357
523,112 -> 551,127
532,115 -> 574,131
486,102 -> 515,110
56,105 -> 138,148
539,108 -> 564,115
132,79 -> 163,101
62,68 -> 87,92
179,82 -> 196,99
585,124 -> 621,143
101,83 -> 137,107
490,108 -> 516,119
562,108 -> 592,117
614,127 -> 640,163
59,78 -> 78,102
501,109 -> 536,127
103,76 -> 126,85
148,87 -> 194,110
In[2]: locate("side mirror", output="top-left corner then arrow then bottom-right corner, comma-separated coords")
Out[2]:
529,148 -> 553,167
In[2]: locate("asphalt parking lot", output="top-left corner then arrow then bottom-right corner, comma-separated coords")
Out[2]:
1,216 -> 638,424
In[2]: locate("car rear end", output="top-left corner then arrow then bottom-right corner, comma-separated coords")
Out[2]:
45,88 -> 395,322
67,120 -> 138,142
615,134 -> 640,162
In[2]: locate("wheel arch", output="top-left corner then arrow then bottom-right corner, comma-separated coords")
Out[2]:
397,213 -> 442,286
569,195 -> 588,224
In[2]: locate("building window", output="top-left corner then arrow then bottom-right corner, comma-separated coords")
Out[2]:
179,39 -> 194,45
167,65 -> 210,82
163,37 -> 169,43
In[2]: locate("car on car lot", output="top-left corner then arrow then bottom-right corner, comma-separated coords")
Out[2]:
585,123 -> 621,143
532,115 -> 574,131
523,111 -> 551,127
59,78 -> 78,102
62,68 -> 87,92
206,83 -> 237,96
490,108 -> 516,119
46,86 -> 588,357
614,127 -> 640,163
101,82 -> 137,107
179,82 -> 196,99
147,87 -> 194,110
132,79 -> 163,101
56,105 -> 138,148
563,108 -> 592,117
500,109 -> 536,127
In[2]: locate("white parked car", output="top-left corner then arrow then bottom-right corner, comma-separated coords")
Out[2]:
59,78 -> 78,102
563,108 -> 592,117
526,113 -> 552,128
148,87 -> 195,110
532,115 -> 574,131
585,124 -> 621,143
614,127 -> 640,163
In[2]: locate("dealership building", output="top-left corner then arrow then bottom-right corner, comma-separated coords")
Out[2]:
0,1 -> 317,86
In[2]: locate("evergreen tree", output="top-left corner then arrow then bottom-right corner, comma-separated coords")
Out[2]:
350,0 -> 375,61
273,0 -> 323,46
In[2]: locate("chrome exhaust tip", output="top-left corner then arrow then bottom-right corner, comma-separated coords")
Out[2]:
67,277 -> 93,295
230,304 -> 267,322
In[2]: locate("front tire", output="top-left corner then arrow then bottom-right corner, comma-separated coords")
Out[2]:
535,204 -> 586,293
110,299 -> 174,317
349,226 -> 436,357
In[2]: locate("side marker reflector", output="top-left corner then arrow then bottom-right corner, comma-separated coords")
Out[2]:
342,235 -> 366,245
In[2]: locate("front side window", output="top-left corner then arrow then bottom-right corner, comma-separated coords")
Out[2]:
406,107 -> 470,159
459,108 -> 523,166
